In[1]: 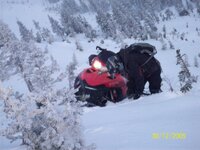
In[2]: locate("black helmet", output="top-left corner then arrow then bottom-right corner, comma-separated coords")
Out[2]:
98,50 -> 116,63
96,46 -> 116,63
106,56 -> 124,78
88,54 -> 97,65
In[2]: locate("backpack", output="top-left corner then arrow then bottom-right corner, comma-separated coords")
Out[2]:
124,43 -> 158,69
126,43 -> 157,56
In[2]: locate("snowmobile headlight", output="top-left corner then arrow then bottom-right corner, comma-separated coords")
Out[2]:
93,60 -> 102,69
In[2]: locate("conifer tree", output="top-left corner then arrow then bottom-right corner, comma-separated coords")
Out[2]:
0,20 -> 16,48
17,20 -> 35,42
162,25 -> 166,38
169,40 -> 175,49
33,20 -> 54,43
1,21 -> 58,92
96,12 -> 116,38
66,54 -> 78,89
176,49 -> 197,93
48,15 -> 65,41
41,27 -> 54,44
194,56 -> 199,68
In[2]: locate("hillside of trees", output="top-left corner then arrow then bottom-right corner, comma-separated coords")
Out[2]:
48,0 -> 200,40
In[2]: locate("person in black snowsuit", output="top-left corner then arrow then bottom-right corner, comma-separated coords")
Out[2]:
106,43 -> 162,100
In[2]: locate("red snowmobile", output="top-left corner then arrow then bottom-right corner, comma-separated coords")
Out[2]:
74,46 -> 127,107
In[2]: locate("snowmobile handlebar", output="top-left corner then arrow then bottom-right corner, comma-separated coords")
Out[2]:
96,46 -> 107,51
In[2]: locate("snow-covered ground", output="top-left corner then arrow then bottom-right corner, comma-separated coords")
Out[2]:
0,1 -> 200,150
83,91 -> 200,150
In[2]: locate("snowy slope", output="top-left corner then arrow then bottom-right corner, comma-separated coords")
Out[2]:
83,91 -> 200,150
1,1 -> 200,150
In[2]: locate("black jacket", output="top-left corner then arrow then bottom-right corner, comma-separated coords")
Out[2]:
117,48 -> 161,94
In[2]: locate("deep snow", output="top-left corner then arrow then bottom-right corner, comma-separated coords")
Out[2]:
0,1 -> 200,150
83,91 -> 200,150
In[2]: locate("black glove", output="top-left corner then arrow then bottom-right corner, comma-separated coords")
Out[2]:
127,92 -> 141,100
106,56 -> 124,78
133,93 -> 141,100
127,89 -> 134,99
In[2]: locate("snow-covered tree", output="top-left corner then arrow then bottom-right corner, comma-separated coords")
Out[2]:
0,21 -> 18,81
0,21 -> 59,92
164,9 -> 174,21
194,56 -> 199,68
168,40 -> 175,49
33,20 -> 42,43
1,40 -> 59,92
111,1 -> 134,38
162,25 -> 166,38
96,12 -> 117,38
88,0 -> 110,13
60,10 -> 94,38
160,38 -> 167,50
48,15 -> 65,41
66,54 -> 78,89
33,20 -> 41,31
75,40 -> 83,52
176,49 -> 197,93
33,20 -> 54,43
60,12 -> 74,36
61,0 -> 79,15
73,15 -> 95,38
17,20 -> 35,42
0,85 -> 94,150
79,16 -> 97,39
109,0 -> 159,39
0,20 -> 16,48
60,0 -> 95,37
35,32 -> 42,43
41,27 -> 54,44
143,16 -> 158,39
79,0 -> 89,13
